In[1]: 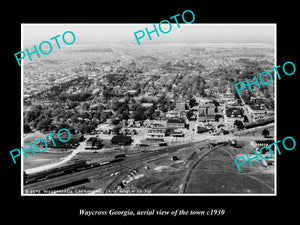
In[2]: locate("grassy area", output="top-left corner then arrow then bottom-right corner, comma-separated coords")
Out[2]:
23,151 -> 70,169
185,144 -> 274,193
187,171 -> 273,193
236,125 -> 275,138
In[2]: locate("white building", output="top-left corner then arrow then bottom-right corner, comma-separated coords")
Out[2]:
146,128 -> 166,141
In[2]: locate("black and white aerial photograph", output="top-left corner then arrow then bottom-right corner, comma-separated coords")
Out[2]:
21,24 -> 276,195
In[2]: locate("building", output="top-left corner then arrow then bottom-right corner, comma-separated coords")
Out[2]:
221,87 -> 235,102
166,118 -> 185,129
127,119 -> 135,127
245,104 -> 272,121
224,114 -> 244,124
175,101 -> 186,111
46,133 -> 84,149
85,136 -> 103,149
111,135 -> 133,145
141,103 -> 154,108
171,130 -> 184,137
127,90 -> 138,96
253,140 -> 274,148
224,107 -> 244,125
198,103 -> 216,122
166,110 -> 181,119
146,128 -> 165,141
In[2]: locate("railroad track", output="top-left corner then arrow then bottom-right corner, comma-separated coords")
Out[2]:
103,167 -> 138,193
180,143 -> 227,193
103,141 -> 214,194
24,140 -> 211,192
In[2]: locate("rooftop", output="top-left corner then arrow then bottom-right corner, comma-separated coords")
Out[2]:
225,108 -> 243,117
166,118 -> 185,124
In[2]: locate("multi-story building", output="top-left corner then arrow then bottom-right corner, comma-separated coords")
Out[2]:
198,103 -> 216,122
166,118 -> 185,129
175,101 -> 186,112
85,136 -> 103,149
146,128 -> 166,141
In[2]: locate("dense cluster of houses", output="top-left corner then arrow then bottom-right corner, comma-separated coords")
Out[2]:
43,82 -> 274,151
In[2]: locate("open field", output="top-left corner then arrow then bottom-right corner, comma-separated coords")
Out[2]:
185,145 -> 274,193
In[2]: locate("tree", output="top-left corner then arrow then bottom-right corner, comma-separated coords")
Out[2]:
110,97 -> 120,111
56,123 -> 70,132
70,115 -> 78,123
112,124 -> 122,135
262,129 -> 270,138
186,110 -> 194,120
145,105 -> 156,119
69,102 -> 78,109
36,118 -> 52,131
24,124 -> 32,133
82,102 -> 90,111
68,127 -> 76,134
234,120 -> 244,130
189,97 -> 197,108
85,124 -> 95,134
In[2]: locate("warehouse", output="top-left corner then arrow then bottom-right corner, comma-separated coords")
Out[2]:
111,135 -> 133,145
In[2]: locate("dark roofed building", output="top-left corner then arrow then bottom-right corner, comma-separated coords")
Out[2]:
166,118 -> 185,129
111,135 -> 133,145
46,133 -> 83,149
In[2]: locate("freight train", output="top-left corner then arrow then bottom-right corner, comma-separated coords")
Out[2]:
24,154 -> 126,185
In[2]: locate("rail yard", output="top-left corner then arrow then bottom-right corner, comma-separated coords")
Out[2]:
23,136 -> 274,194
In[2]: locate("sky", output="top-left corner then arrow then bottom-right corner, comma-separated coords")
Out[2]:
22,24 -> 275,47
